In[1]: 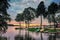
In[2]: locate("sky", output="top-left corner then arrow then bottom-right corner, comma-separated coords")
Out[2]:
7,0 -> 60,20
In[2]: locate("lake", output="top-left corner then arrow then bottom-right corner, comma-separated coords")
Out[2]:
1,26 -> 60,40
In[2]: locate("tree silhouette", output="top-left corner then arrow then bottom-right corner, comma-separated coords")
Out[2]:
47,2 -> 59,40
0,0 -> 10,32
23,7 -> 36,28
15,13 -> 24,35
15,13 -> 24,27
36,1 -> 46,28
36,1 -> 46,40
48,2 -> 58,28
23,7 -> 36,40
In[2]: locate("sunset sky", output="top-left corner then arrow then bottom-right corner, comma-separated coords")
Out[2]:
7,0 -> 60,24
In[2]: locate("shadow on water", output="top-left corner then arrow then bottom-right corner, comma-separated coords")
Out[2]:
0,27 -> 7,40
24,33 -> 35,40
15,35 -> 24,40
15,33 -> 35,40
11,28 -> 60,40
48,33 -> 56,40
1,26 -> 60,40
0,30 -> 7,40
48,33 -> 60,40
15,27 -> 35,40
0,36 -> 7,40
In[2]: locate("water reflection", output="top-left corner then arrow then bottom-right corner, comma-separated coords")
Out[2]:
15,34 -> 34,40
0,36 -> 7,40
0,26 -> 60,40
15,35 -> 24,40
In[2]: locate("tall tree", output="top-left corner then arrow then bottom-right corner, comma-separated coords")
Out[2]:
0,0 -> 11,37
0,0 -> 10,32
36,1 -> 46,28
48,2 -> 58,29
15,13 -> 24,28
23,8 -> 31,28
23,7 -> 36,40
36,1 -> 46,40
23,7 -> 36,28
47,2 -> 58,40
15,13 -> 24,35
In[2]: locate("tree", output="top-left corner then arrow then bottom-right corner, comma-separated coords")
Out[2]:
23,7 -> 36,40
15,13 -> 24,35
36,1 -> 46,28
0,0 -> 10,32
15,13 -> 24,28
23,7 -> 36,28
47,2 -> 59,40
48,2 -> 58,29
0,0 -> 11,37
36,1 -> 46,40
23,8 -> 31,28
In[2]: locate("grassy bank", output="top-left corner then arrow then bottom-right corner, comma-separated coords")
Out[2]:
27,28 -> 40,32
27,28 -> 60,33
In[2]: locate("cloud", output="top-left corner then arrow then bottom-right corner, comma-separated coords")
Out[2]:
10,0 -> 45,9
8,0 -> 54,20
9,0 -> 52,11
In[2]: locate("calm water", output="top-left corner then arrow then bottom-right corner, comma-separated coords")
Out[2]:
1,26 -> 60,40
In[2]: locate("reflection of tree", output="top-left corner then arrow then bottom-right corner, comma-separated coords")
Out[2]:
0,36 -> 7,40
15,34 -> 35,40
48,33 -> 57,40
15,35 -> 24,40
48,34 -> 52,40
25,34 -> 31,40
25,33 -> 35,40
36,1 -> 46,40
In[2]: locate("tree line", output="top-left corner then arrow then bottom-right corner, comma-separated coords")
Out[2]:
15,1 -> 60,40
15,1 -> 60,29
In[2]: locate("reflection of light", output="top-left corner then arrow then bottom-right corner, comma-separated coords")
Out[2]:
14,24 -> 40,28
